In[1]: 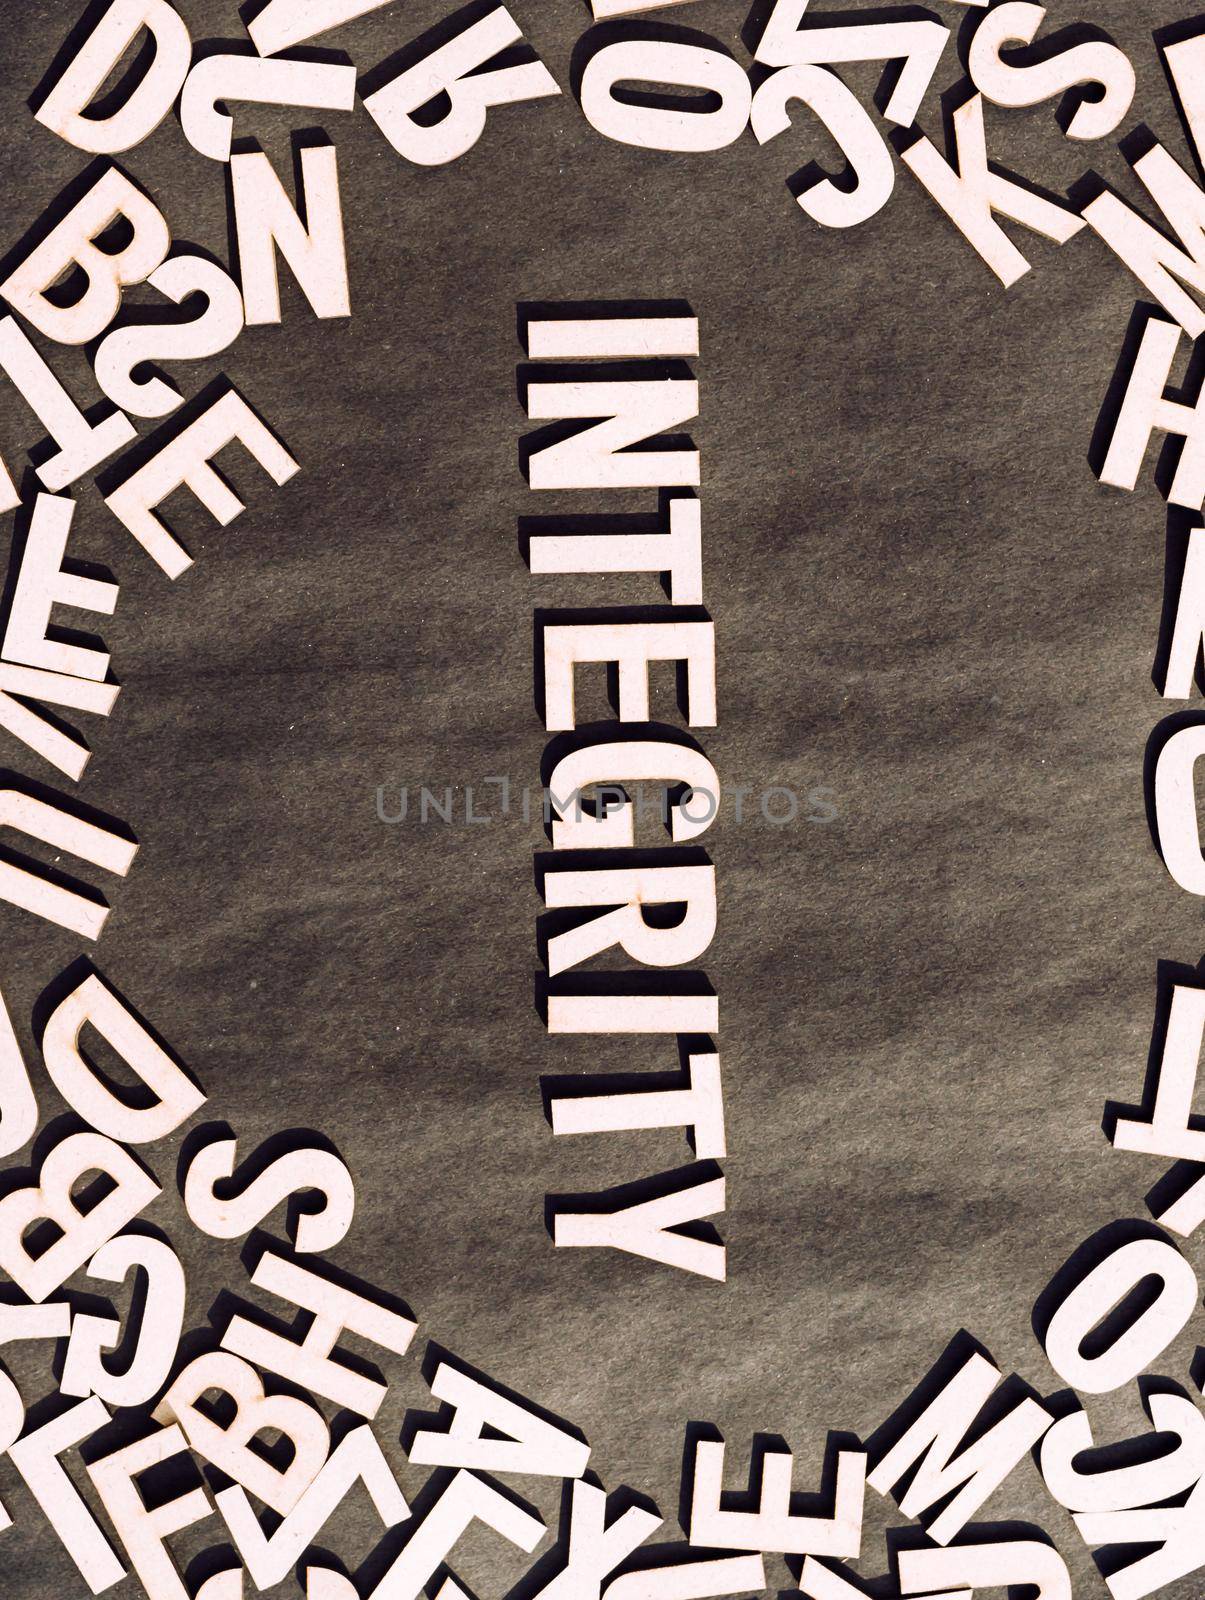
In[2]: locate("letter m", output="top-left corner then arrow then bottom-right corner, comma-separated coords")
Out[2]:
867,1349 -> 1052,1544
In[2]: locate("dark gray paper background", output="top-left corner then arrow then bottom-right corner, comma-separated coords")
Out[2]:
0,0 -> 1200,1593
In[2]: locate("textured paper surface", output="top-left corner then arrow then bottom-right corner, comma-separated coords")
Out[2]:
0,1 -> 1198,1594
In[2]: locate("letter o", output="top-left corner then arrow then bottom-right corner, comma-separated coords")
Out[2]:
679,784 -> 718,825
761,785 -> 799,825
1156,725 -> 1205,894
1043,1237 -> 1199,1394
580,38 -> 751,152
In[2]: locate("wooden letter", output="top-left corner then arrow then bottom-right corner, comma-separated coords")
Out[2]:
580,39 -> 750,151
528,1478 -> 661,1600
104,388 -> 298,578
0,318 -> 134,491
43,970 -> 202,1143
183,1133 -> 354,1252
408,1359 -> 590,1477
366,1470 -> 543,1600
548,992 -> 719,1033
688,1435 -> 866,1554
1072,1474 -> 1205,1600
232,145 -> 349,324
968,3 -> 1133,138
551,1051 -> 725,1158
155,1351 -> 329,1514
867,1352 -> 1052,1543
544,864 -> 717,974
9,1397 -> 124,1592
0,1301 -> 72,1529
3,494 -> 116,682
751,66 -> 895,228
543,621 -> 716,730
248,0 -> 394,55
217,1425 -> 407,1590
36,0 -> 191,153
1161,528 -> 1205,696
1155,726 -> 1205,892
1041,1394 -> 1205,1512
2,167 -> 170,345
88,1425 -> 213,1600
901,94 -> 1083,286
605,1555 -> 767,1599
0,1130 -> 158,1300
754,2 -> 948,126
1113,984 -> 1205,1216
554,1169 -> 726,1279
1043,1236 -> 1198,1392
1100,319 -> 1205,507
180,56 -> 356,162
547,740 -> 719,847
530,497 -> 703,604
0,788 -> 136,938
1083,149 -> 1205,338
0,985 -> 36,1159
527,377 -> 699,490
220,1250 -> 416,1417
61,1234 -> 187,1406
528,316 -> 698,359
365,8 -> 560,166
899,1542 -> 1069,1600
94,255 -> 245,418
